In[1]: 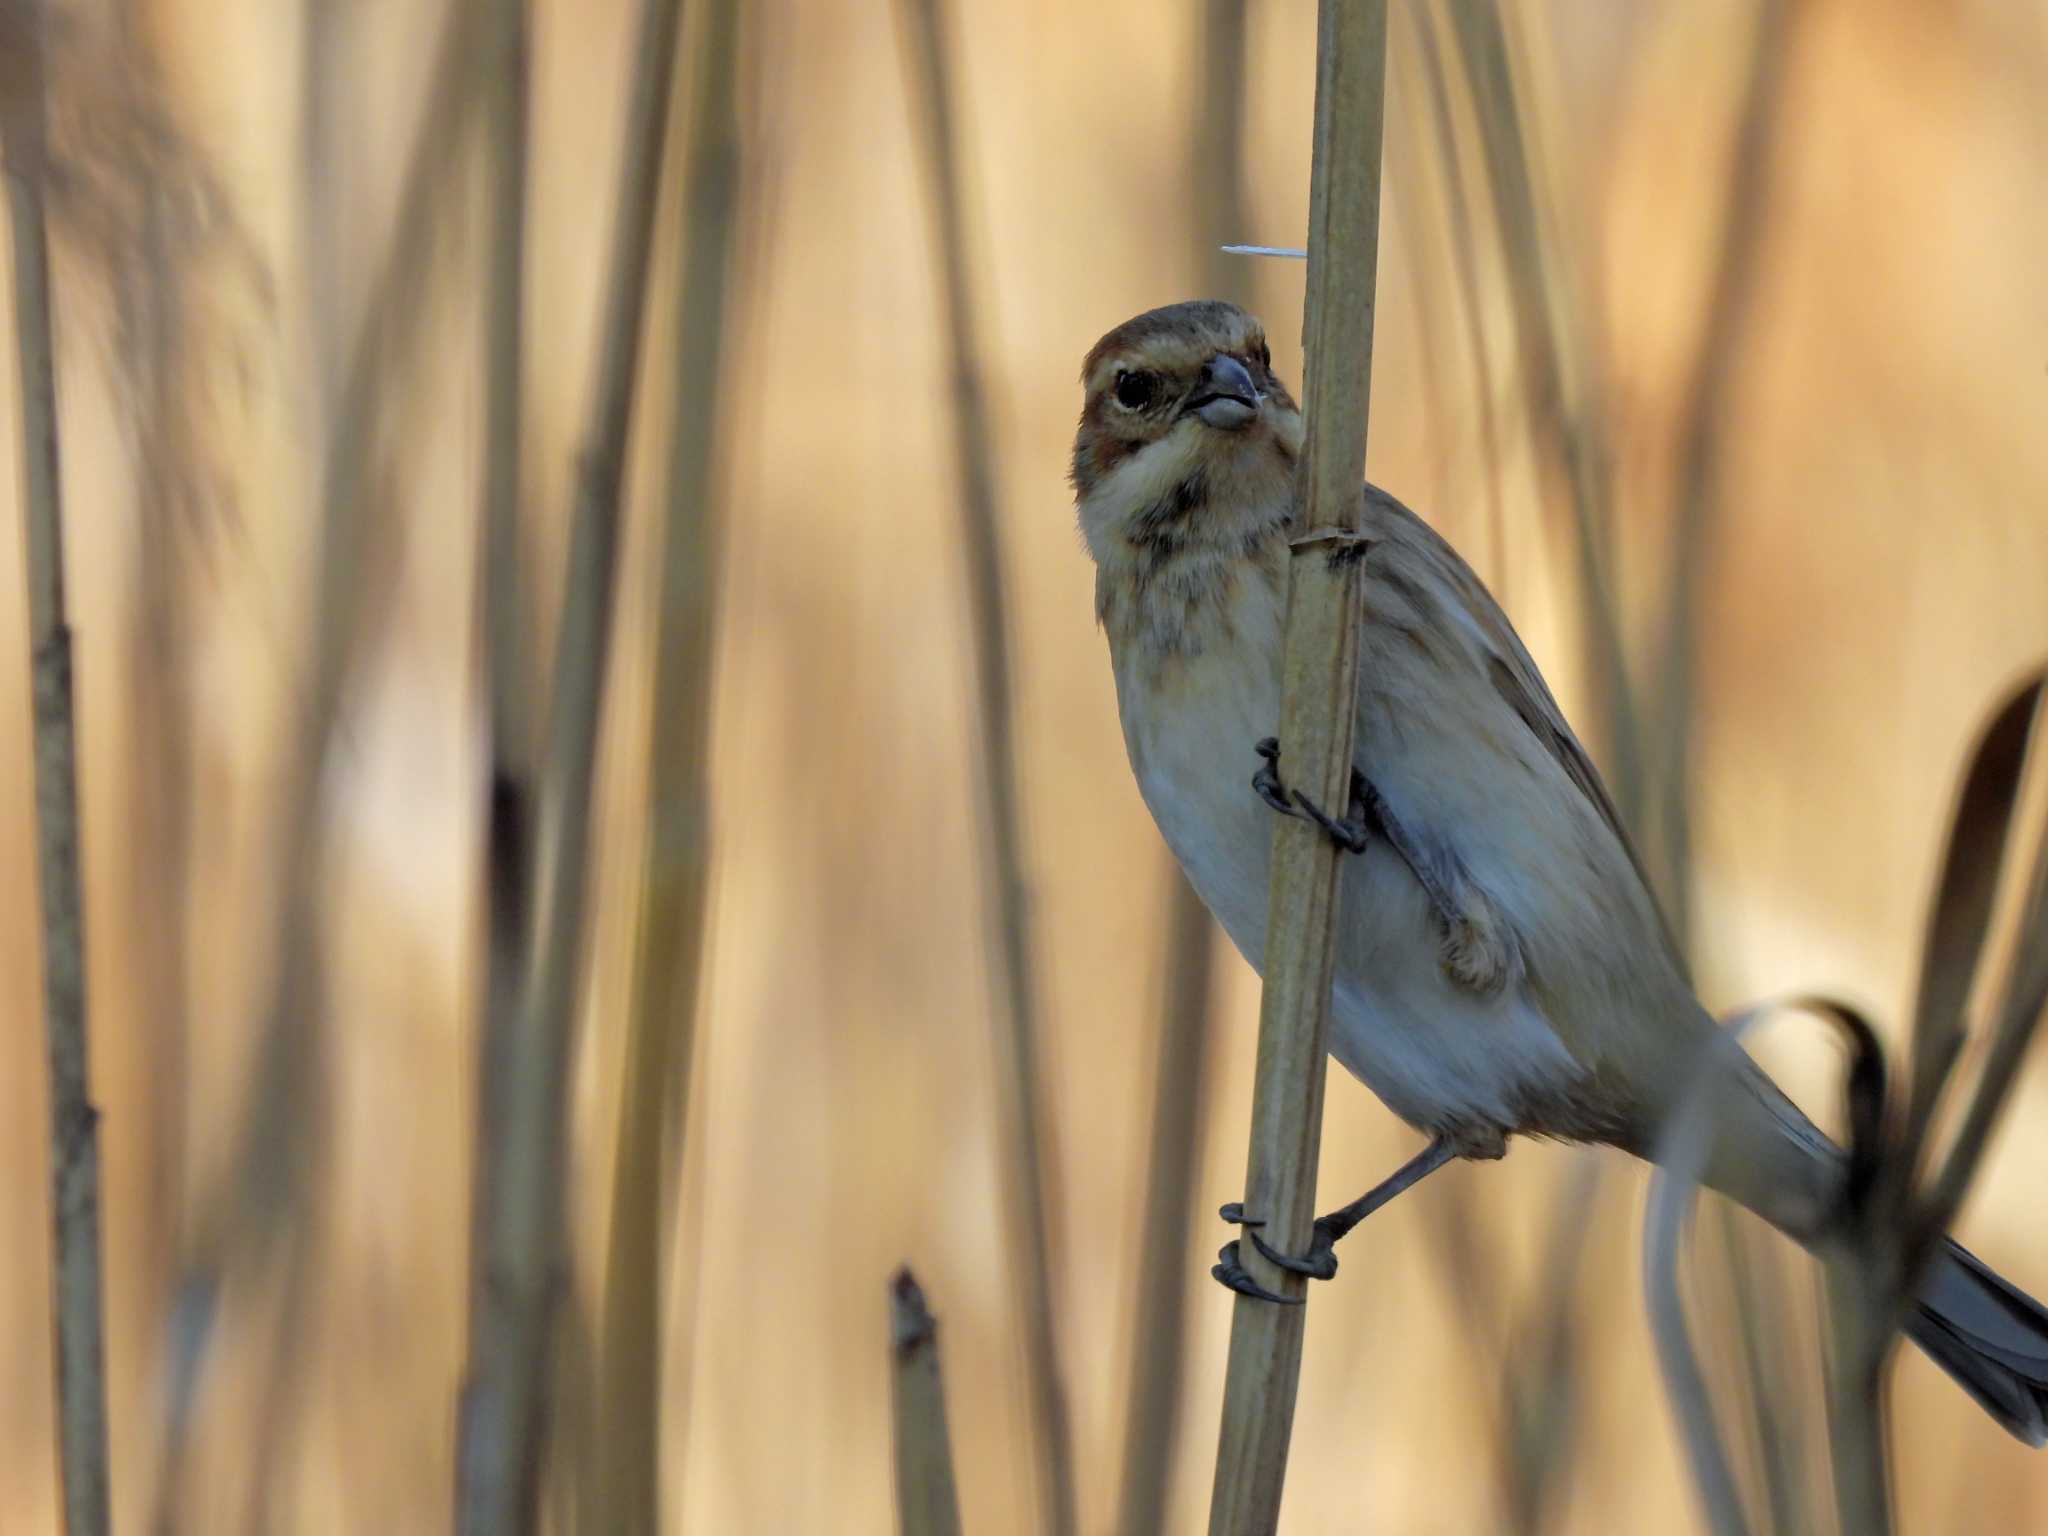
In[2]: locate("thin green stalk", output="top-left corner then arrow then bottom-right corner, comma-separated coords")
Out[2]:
5,3 -> 112,1529
1207,6 -> 1389,1532
456,0 -> 689,1529
894,1 -> 1077,1530
593,0 -> 744,1529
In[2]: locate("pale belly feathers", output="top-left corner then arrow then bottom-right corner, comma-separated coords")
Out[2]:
1112,616 -> 1587,1147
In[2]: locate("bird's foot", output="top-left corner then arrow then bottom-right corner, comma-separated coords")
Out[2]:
1210,1138 -> 1460,1305
1210,1206 -> 1328,1305
1219,1203 -> 1342,1284
1251,737 -> 1372,854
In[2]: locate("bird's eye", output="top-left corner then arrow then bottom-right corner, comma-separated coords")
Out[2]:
1254,340 -> 1271,371
1113,370 -> 1158,410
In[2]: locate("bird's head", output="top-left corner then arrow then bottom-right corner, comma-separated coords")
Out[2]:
1071,300 -> 1302,566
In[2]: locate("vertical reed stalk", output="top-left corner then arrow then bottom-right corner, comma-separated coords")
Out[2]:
160,11 -> 489,1518
1443,0 -> 1639,828
181,0 -> 483,1296
461,0 -> 534,1518
1207,6 -> 1388,1532
4,4 -> 112,1530
1409,6 -> 1506,597
1651,0 -> 1795,941
1112,7 -> 1243,1532
891,1269 -> 966,1536
456,0 -> 687,1529
894,1 -> 1077,1530
592,0 -> 743,1528
1821,1258 -> 1895,1536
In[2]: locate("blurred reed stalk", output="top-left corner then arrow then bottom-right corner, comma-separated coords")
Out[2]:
894,1 -> 1078,1531
456,0 -> 688,1527
462,0 -> 535,1514
1649,0 -> 1796,942
1110,6 -> 1243,1533
1207,5 -> 1387,1532
891,1269 -> 965,1536
591,0 -> 744,1528
1398,20 -> 1603,1520
1709,1200 -> 1817,1536
1649,669 -> 2048,1536
3,3 -> 113,1530
1646,1002 -> 1783,1536
888,1277 -> 966,1536
1442,0 -> 1640,831
1640,18 -> 1806,1527
1825,670 -> 2048,1535
158,8 -> 489,1520
106,7 -> 203,1335
1406,5 -> 1505,597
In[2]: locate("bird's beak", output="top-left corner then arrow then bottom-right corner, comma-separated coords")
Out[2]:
1185,353 -> 1261,430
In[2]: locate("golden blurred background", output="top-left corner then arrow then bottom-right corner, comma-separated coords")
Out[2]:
3,0 -> 2046,1530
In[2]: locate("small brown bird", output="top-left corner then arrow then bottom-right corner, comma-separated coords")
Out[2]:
1073,298 -> 2048,1442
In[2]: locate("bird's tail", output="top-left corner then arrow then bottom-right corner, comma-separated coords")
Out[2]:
1908,1239 -> 2048,1446
1687,1052 -> 2048,1444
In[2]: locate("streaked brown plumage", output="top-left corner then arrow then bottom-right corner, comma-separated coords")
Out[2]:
1074,298 -> 2048,1443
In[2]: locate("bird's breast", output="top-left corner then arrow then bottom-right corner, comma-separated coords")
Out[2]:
1112,578 -> 1286,969
1107,572 -> 1591,1144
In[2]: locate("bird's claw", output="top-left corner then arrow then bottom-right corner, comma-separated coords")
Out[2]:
1251,739 -> 1296,817
1211,1203 -> 1338,1303
1251,737 -> 1371,854
1212,1240 -> 1302,1306
1247,1221 -> 1341,1281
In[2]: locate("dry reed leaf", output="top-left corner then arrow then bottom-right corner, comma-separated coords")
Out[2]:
1904,673 -> 2047,1157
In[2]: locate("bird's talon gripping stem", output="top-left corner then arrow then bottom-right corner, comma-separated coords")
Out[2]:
1251,737 -> 1372,853
1211,1240 -> 1303,1306
1212,1204 -> 1336,1297
1247,1223 -> 1341,1281
1250,738 -> 1295,817
1209,1138 -> 1458,1304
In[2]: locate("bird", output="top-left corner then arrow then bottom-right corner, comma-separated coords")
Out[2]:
1072,297 -> 2048,1444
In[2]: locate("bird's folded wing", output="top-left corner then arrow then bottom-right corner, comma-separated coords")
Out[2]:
1364,483 -> 1692,983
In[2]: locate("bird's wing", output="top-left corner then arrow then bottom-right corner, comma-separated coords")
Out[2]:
1361,486 -> 1691,982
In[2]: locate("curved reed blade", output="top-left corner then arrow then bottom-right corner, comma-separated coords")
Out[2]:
1915,670 -> 2048,1244
1902,671 -> 2048,1165
1646,1009 -> 1771,1536
1647,996 -> 1888,1536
